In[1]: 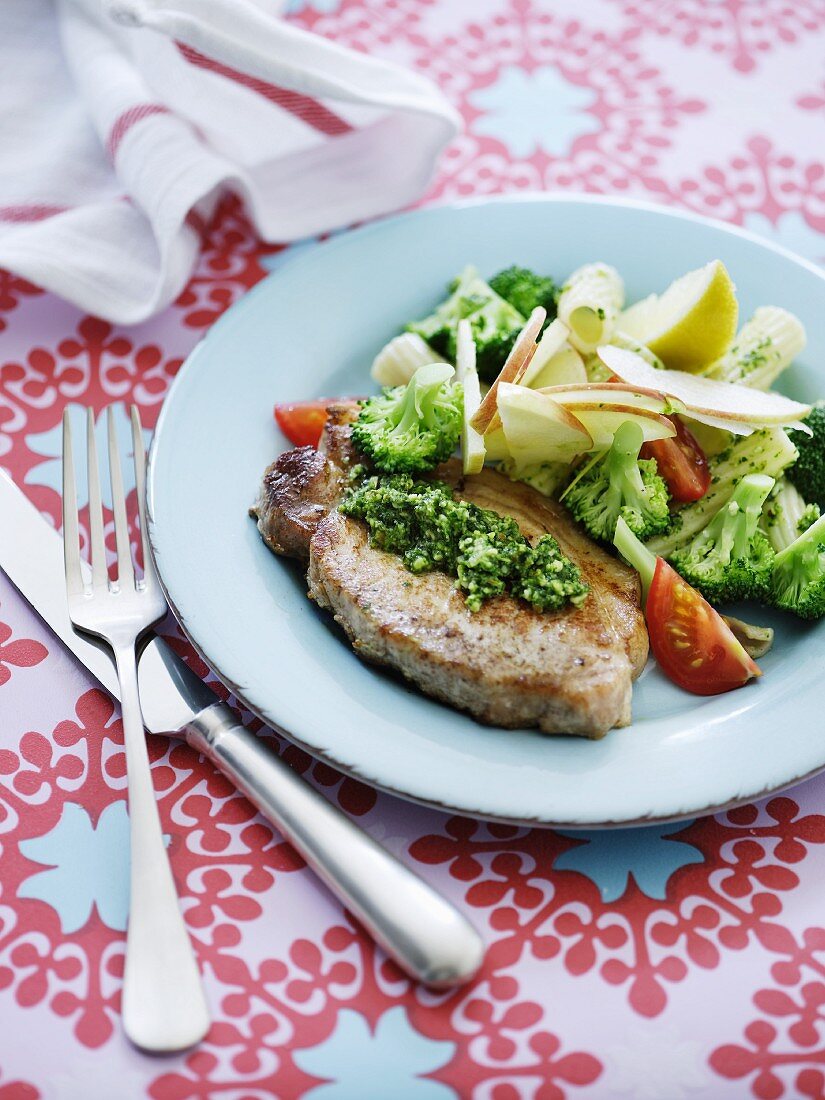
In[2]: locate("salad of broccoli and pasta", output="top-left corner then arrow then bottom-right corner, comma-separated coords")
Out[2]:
274,256 -> 824,697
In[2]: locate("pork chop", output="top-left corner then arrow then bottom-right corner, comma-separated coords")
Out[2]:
252,406 -> 648,738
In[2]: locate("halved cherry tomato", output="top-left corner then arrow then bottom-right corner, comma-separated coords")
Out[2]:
603,374 -> 710,503
274,400 -> 335,448
640,417 -> 710,503
645,558 -> 761,695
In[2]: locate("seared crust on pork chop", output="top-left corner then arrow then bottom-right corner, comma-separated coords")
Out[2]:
252,407 -> 648,738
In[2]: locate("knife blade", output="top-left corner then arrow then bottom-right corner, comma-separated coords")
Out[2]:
0,470 -> 216,731
0,469 -> 483,987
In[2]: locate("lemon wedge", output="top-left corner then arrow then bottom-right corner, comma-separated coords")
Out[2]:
619,260 -> 738,373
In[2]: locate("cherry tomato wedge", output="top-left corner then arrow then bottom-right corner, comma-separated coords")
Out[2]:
645,558 -> 761,695
274,400 -> 336,448
641,417 -> 710,503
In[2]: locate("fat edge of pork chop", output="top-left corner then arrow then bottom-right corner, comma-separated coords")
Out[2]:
252,407 -> 648,738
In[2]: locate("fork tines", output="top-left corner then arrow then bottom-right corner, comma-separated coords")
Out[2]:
62,405 -> 155,596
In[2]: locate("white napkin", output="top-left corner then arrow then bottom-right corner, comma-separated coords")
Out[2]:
0,0 -> 459,323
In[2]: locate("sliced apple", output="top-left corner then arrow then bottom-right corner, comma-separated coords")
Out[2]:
469,307 -> 546,435
483,427 -> 511,461
496,383 -> 593,468
456,320 -> 485,474
561,402 -> 677,448
599,345 -> 811,429
519,319 -> 570,387
525,344 -> 587,389
683,413 -> 755,437
536,382 -> 685,415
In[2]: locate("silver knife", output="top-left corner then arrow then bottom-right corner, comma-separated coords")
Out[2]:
0,471 -> 483,988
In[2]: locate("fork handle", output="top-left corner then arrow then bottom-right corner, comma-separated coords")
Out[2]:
114,644 -> 210,1052
185,703 -> 484,988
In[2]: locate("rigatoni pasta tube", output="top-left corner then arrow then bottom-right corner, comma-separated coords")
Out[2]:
557,263 -> 624,354
705,306 -> 806,391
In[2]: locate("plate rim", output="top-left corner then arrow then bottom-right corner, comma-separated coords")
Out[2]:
147,192 -> 825,828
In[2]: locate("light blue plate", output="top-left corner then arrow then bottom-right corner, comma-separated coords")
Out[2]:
147,195 -> 825,826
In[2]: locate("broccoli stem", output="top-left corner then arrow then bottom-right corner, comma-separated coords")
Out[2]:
774,511 -> 825,571
704,474 -> 775,561
762,480 -> 816,552
563,418 -> 671,542
352,362 -> 462,474
668,473 -> 776,606
614,516 -> 657,600
647,428 -> 798,558
605,420 -> 647,516
398,363 -> 455,433
771,511 -> 825,617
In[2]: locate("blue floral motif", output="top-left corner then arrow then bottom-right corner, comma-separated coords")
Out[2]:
743,210 -> 825,266
554,823 -> 703,903
18,802 -> 130,933
468,64 -> 599,158
294,1007 -> 456,1099
24,403 -> 151,510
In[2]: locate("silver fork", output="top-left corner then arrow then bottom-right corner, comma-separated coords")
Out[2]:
62,405 -> 210,1053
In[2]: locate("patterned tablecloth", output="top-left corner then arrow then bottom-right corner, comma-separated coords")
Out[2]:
2,1 -> 825,1097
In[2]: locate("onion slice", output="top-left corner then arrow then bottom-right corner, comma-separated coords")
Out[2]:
599,345 -> 811,430
519,319 -> 570,387
456,320 -> 485,475
536,381 -> 685,415
470,307 -> 546,435
560,402 -> 677,448
497,383 -> 593,467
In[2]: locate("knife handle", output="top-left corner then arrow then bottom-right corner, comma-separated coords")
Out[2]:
183,703 -> 484,988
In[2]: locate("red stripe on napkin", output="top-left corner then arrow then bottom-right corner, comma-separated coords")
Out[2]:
107,104 -> 171,159
176,42 -> 353,137
0,205 -> 69,222
185,208 -> 209,240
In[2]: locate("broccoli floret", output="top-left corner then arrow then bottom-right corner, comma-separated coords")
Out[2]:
340,473 -> 588,612
788,402 -> 825,507
761,479 -> 821,552
771,511 -> 825,619
489,266 -> 559,322
670,474 -> 775,605
351,363 -> 462,474
407,266 -> 527,383
474,332 -> 526,383
564,420 -> 672,543
499,459 -> 570,498
648,428 -> 799,559
800,503 -> 822,532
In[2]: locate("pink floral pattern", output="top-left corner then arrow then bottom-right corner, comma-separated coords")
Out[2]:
0,0 -> 824,1096
710,921 -> 825,1098
649,136 -> 825,237
614,0 -> 825,73
0,1069 -> 39,1100
411,802 -> 825,1019
798,78 -> 825,116
0,606 -> 47,688
0,273 -> 42,333
0,690 -> 304,1050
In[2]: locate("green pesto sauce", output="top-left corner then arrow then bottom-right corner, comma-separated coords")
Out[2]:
340,474 -> 589,613
738,336 -> 773,375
